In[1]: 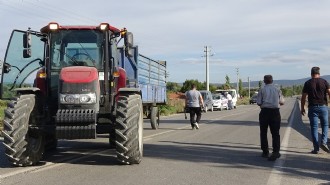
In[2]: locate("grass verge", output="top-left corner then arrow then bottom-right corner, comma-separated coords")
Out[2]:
160,98 -> 185,116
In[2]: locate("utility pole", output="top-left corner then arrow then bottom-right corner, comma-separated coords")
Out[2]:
204,46 -> 213,91
236,68 -> 239,97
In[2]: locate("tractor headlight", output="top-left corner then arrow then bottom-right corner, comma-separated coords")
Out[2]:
64,95 -> 75,104
79,95 -> 91,103
60,93 -> 97,104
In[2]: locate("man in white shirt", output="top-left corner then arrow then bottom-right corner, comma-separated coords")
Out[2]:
226,92 -> 233,110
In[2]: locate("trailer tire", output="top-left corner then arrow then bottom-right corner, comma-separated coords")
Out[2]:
150,106 -> 159,130
2,94 -> 45,166
115,93 -> 143,164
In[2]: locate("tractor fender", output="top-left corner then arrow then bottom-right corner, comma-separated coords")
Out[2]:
14,87 -> 44,100
118,88 -> 141,95
14,87 -> 41,93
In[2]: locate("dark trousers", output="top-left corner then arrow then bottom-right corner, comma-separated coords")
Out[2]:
259,108 -> 281,154
189,107 -> 202,127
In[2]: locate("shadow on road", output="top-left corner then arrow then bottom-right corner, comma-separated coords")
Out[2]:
144,140 -> 330,182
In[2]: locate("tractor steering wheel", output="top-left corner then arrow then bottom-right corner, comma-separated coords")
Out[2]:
71,53 -> 92,61
71,53 -> 96,66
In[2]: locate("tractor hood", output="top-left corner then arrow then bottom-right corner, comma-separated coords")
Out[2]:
60,66 -> 98,84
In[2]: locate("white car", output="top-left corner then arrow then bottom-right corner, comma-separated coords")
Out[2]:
215,89 -> 238,109
212,94 -> 228,111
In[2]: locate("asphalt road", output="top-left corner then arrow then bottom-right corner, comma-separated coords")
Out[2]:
0,97 -> 329,185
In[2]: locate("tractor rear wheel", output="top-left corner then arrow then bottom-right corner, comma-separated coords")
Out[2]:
2,94 -> 45,166
150,106 -> 159,130
115,93 -> 143,164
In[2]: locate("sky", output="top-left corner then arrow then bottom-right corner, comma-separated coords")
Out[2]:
1,0 -> 330,84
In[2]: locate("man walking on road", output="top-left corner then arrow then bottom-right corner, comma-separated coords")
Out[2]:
185,84 -> 204,130
257,75 -> 285,161
301,66 -> 330,154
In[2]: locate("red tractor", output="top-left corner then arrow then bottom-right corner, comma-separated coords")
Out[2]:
1,22 -> 143,166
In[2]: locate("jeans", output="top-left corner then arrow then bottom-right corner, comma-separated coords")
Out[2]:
189,107 -> 202,127
308,105 -> 329,151
259,108 -> 281,154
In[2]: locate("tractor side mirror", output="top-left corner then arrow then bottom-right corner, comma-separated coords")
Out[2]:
124,32 -> 134,57
23,30 -> 32,58
3,63 -> 11,73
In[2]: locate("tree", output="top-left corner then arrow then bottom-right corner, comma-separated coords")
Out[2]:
239,79 -> 243,96
209,84 -> 218,93
258,80 -> 263,89
180,79 -> 203,93
167,82 -> 181,92
222,75 -> 231,90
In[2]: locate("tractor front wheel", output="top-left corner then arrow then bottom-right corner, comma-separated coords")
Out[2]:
115,93 -> 143,164
2,94 -> 45,166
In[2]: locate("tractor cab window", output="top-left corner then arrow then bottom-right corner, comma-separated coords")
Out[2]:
50,30 -> 104,70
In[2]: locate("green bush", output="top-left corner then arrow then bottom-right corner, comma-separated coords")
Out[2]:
160,98 -> 185,116
237,97 -> 250,105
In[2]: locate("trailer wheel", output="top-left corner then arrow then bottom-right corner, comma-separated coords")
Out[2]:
2,94 -> 45,166
115,93 -> 143,164
150,106 -> 159,129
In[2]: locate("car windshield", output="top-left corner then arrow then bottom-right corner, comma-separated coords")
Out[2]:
213,94 -> 220,100
201,92 -> 207,100
212,94 -> 224,100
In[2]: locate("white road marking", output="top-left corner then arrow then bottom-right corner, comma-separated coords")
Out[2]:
267,102 -> 296,185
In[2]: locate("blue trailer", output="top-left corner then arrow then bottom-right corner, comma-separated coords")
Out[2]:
118,47 -> 167,129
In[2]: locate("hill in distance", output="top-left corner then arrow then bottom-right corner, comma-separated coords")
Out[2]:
211,75 -> 330,88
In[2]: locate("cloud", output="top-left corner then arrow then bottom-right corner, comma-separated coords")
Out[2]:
1,0 -> 330,84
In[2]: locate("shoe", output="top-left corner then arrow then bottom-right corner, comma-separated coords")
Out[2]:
311,150 -> 319,154
191,126 -> 195,130
193,122 -> 199,129
268,153 -> 281,161
320,144 -> 330,153
261,152 -> 269,158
